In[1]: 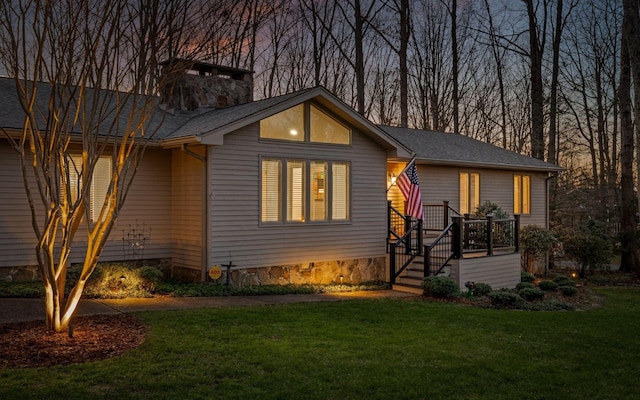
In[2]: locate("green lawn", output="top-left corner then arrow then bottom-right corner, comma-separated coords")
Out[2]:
1,287 -> 639,400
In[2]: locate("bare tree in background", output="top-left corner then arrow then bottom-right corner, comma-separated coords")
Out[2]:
523,0 -> 547,160
620,0 -> 640,273
0,0 -> 197,332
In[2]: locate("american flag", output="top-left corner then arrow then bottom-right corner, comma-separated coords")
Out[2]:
396,159 -> 423,221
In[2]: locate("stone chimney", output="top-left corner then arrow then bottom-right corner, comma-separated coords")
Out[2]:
159,59 -> 253,112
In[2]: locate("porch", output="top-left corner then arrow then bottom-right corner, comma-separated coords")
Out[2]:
388,202 -> 522,294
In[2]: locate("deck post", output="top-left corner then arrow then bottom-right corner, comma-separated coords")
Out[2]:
424,245 -> 431,277
452,216 -> 462,259
443,200 -> 449,229
404,215 -> 412,254
390,245 -> 396,284
486,215 -> 494,256
417,218 -> 423,255
514,214 -> 521,252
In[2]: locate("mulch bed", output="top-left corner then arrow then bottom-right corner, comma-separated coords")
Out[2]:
0,313 -> 147,369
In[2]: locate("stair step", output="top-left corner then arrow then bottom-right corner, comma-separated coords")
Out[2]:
392,283 -> 424,295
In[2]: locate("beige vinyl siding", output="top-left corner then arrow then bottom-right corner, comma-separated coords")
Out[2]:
208,122 -> 388,269
0,141 -> 172,268
393,164 -> 548,228
0,141 -> 35,267
99,148 -> 172,262
171,147 -> 205,273
416,165 -> 458,207
454,253 -> 521,290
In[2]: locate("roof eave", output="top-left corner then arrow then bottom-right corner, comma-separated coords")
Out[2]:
416,157 -> 564,172
197,87 -> 412,157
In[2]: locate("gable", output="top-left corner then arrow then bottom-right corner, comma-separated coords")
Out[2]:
160,87 -> 412,158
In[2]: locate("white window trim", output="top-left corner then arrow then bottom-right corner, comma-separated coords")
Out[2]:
260,157 -> 351,225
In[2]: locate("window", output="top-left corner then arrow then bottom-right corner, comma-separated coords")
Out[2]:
67,155 -> 112,222
332,162 -> 349,220
287,161 -> 306,222
459,172 -> 479,215
259,104 -> 304,141
261,158 -> 350,223
310,161 -> 327,221
261,159 -> 281,222
310,105 -> 350,144
514,175 -> 531,215
260,103 -> 351,144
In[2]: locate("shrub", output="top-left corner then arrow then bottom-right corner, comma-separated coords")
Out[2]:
138,266 -> 164,291
489,290 -> 525,309
474,282 -> 492,297
519,287 -> 545,301
520,225 -> 557,272
472,201 -> 509,219
423,276 -> 459,298
521,271 -> 536,283
541,299 -> 575,311
538,280 -> 559,291
553,275 -> 575,287
559,218 -> 613,277
516,282 -> 535,291
559,285 -> 578,297
520,225 -> 557,259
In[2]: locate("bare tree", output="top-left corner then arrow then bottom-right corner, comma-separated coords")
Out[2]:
0,0 -> 192,332
523,0 -> 547,160
620,0 -> 640,272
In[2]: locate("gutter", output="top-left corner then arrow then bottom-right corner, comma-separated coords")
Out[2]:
180,143 -> 209,281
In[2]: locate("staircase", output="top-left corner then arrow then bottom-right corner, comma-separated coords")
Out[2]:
392,231 -> 453,294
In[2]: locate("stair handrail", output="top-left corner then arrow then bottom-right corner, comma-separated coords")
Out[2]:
424,221 -> 456,277
389,218 -> 422,283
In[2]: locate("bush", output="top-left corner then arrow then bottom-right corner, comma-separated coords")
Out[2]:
538,280 -> 559,291
553,275 -> 575,287
489,290 -> 525,309
559,285 -> 578,297
474,282 -> 492,297
472,201 -> 509,219
519,287 -> 545,301
559,218 -> 613,277
516,282 -> 535,291
138,266 -> 164,291
521,271 -> 536,283
423,276 -> 459,298
521,225 -> 557,255
541,299 -> 575,311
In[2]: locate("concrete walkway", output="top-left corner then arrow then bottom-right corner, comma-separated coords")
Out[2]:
0,290 -> 416,324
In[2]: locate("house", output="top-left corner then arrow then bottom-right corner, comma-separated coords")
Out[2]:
0,60 -> 561,290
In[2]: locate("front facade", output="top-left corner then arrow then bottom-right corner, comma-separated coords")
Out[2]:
0,61 -> 561,287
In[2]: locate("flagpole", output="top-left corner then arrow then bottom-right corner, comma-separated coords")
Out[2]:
386,154 -> 417,192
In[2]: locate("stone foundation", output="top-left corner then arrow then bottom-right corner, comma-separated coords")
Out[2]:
225,257 -> 386,286
1,265 -> 40,282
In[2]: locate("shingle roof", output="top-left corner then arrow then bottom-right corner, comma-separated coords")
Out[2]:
160,88 -> 315,140
380,125 -> 562,172
0,77 -> 190,139
0,77 -> 561,172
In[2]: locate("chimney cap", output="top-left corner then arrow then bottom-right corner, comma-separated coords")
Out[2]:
159,58 -> 253,80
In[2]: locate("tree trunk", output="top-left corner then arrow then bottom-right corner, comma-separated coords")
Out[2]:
524,0 -> 545,160
547,0 -> 562,164
399,0 -> 409,127
619,3 -> 640,272
451,0 -> 459,134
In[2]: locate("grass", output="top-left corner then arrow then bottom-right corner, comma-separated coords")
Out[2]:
1,287 -> 640,399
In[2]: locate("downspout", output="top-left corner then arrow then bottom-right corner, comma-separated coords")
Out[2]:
545,171 -> 558,273
181,143 -> 209,281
